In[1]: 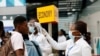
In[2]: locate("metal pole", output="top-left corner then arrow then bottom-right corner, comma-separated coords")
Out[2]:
48,23 -> 52,36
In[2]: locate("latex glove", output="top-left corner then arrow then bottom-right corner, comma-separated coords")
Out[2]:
42,28 -> 48,37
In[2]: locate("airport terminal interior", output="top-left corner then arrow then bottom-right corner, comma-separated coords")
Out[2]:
0,0 -> 100,56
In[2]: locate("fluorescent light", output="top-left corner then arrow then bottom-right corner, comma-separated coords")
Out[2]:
67,12 -> 72,15
90,0 -> 94,2
72,9 -> 76,11
10,16 -> 13,20
2,16 -> 7,20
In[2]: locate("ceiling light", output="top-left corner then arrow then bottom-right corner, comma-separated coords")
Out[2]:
2,16 -> 7,20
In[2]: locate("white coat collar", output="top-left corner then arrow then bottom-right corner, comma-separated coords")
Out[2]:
74,37 -> 84,45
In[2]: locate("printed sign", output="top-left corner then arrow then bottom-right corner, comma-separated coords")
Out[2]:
37,5 -> 58,23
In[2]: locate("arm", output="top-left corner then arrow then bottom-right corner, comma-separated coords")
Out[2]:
34,22 -> 68,50
42,28 -> 68,50
40,43 -> 52,54
82,46 -> 92,56
11,33 -> 25,56
35,34 -> 52,54
58,36 -> 67,42
40,36 -> 52,54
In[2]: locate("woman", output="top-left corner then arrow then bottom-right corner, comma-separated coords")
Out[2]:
58,29 -> 67,56
0,21 -> 6,47
42,21 -> 92,56
28,22 -> 52,56
73,21 -> 91,44
58,29 -> 67,43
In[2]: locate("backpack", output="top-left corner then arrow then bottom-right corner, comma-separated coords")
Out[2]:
0,38 -> 42,56
24,40 -> 42,56
0,39 -> 16,56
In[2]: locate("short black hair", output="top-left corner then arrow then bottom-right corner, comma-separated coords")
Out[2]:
74,21 -> 87,35
0,21 -> 5,37
13,16 -> 27,28
28,17 -> 39,22
0,21 -> 3,30
60,29 -> 67,36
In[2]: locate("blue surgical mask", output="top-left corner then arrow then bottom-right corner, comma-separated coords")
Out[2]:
29,26 -> 35,33
68,31 -> 74,39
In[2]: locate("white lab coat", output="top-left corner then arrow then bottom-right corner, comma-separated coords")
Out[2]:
45,32 -> 92,56
58,35 -> 66,43
29,33 -> 52,56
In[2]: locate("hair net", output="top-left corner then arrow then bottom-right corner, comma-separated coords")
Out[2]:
34,22 -> 43,33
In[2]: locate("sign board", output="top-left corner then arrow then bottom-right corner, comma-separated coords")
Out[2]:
37,5 -> 58,23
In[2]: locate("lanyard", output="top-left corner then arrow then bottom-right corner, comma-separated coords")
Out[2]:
67,46 -> 74,56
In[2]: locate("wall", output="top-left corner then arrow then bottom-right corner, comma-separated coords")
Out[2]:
79,0 -> 100,54
58,14 -> 77,33
0,6 -> 26,15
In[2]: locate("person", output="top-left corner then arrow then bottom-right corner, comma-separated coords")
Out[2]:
0,21 -> 9,47
73,21 -> 91,44
58,29 -> 67,43
28,18 -> 38,34
86,32 -> 91,45
42,21 -> 92,56
58,29 -> 67,56
22,33 -> 42,56
28,19 -> 52,56
11,16 -> 28,56
0,21 -> 5,47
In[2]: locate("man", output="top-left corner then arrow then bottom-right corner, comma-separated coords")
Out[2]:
11,16 -> 28,56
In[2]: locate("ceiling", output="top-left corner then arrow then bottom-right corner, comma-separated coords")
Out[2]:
26,0 -> 98,19
26,0 -> 58,3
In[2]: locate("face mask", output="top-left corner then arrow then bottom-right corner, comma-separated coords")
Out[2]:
69,31 -> 82,43
68,31 -> 74,39
29,26 -> 35,33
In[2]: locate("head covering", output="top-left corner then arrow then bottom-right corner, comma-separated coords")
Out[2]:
34,22 -> 43,33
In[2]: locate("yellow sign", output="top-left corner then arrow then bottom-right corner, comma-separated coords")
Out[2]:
37,5 -> 58,23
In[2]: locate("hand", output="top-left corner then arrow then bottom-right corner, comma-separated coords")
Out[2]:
42,28 -> 48,36
34,22 -> 42,28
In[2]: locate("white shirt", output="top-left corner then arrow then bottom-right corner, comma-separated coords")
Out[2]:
29,33 -> 52,56
11,31 -> 28,56
46,34 -> 92,56
58,35 -> 66,43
